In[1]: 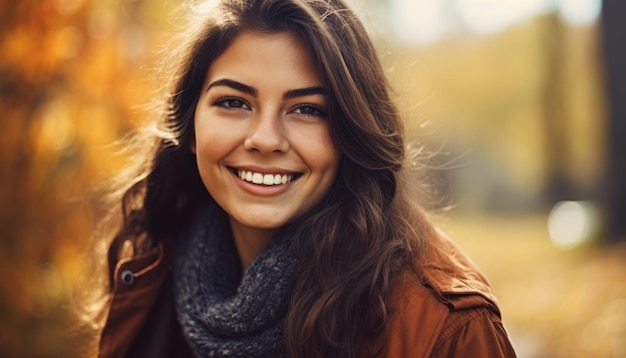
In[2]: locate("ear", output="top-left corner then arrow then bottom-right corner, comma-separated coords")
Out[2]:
190,136 -> 197,154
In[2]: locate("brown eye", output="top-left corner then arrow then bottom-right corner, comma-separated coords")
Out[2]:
292,104 -> 326,118
215,97 -> 250,110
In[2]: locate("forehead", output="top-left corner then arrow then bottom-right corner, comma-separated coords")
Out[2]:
205,31 -> 323,88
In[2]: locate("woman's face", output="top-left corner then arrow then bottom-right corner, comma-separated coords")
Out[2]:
193,31 -> 339,237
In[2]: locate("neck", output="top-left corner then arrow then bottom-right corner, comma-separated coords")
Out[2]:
229,217 -> 278,270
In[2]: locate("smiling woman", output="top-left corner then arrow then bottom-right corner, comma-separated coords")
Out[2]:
192,31 -> 339,267
85,0 -> 517,357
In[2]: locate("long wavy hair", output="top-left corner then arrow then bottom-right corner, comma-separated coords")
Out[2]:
95,0 -> 438,356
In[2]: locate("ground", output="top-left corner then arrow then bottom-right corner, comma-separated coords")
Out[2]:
439,214 -> 626,358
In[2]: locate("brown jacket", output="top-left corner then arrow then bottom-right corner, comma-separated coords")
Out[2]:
98,231 -> 516,357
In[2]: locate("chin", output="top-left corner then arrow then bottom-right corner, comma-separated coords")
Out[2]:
237,217 -> 288,230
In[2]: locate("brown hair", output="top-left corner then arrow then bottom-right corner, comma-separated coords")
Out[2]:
95,0 -> 436,356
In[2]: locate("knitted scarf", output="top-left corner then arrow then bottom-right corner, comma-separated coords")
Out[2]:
173,200 -> 297,357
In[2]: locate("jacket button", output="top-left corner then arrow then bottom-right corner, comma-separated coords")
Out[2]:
120,270 -> 134,286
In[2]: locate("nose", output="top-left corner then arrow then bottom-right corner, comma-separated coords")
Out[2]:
243,111 -> 290,154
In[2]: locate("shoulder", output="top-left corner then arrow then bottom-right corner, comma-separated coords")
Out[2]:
375,229 -> 516,357
99,236 -> 180,357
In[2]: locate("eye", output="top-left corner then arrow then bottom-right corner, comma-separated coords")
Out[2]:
214,97 -> 250,110
291,104 -> 326,118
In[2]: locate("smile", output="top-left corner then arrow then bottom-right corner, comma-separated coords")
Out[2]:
236,169 -> 296,186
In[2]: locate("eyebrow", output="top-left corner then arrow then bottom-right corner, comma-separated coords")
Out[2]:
207,78 -> 325,99
284,86 -> 325,99
207,79 -> 256,96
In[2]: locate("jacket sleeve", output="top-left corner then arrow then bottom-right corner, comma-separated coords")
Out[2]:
430,307 -> 517,358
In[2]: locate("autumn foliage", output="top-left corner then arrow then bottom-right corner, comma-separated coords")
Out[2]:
0,0 -> 613,356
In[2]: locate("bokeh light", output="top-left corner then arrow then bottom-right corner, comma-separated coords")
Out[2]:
548,201 -> 600,249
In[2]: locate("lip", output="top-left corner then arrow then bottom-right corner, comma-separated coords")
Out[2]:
227,166 -> 301,197
229,165 -> 298,175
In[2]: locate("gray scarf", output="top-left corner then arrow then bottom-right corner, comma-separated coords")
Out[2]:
173,199 -> 297,357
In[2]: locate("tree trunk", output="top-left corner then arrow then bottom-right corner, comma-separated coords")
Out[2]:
601,0 -> 626,242
542,11 -> 576,206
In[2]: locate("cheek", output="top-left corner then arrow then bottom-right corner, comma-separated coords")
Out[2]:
300,129 -> 340,180
194,126 -> 223,167
315,130 -> 340,169
195,118 -> 231,153
316,147 -> 339,173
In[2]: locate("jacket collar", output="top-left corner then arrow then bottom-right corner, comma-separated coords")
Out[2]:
420,229 -> 501,316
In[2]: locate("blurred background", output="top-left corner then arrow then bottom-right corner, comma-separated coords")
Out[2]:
0,0 -> 624,356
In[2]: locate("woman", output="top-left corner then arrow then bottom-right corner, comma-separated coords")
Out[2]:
93,0 -> 517,357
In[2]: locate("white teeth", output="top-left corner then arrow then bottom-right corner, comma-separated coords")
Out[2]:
262,174 -> 273,185
237,169 -> 294,186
